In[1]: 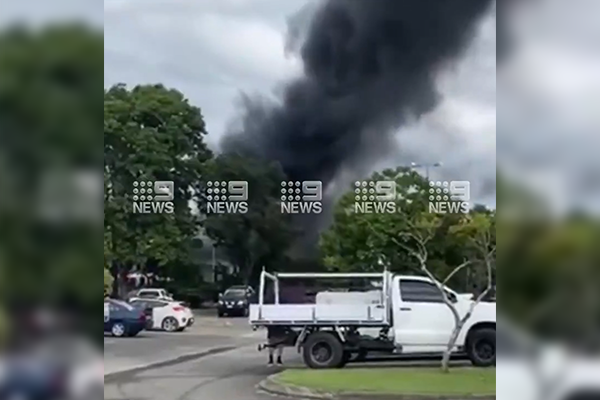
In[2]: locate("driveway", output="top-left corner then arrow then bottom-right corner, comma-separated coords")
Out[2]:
104,313 -> 260,375
105,313 -> 468,399
105,343 -> 275,400
104,339 -> 464,400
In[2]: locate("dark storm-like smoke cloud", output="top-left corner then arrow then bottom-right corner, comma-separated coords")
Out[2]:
222,0 -> 495,189
496,0 -> 517,63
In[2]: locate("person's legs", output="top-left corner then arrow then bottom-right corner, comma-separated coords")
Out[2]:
267,345 -> 275,365
276,345 -> 284,365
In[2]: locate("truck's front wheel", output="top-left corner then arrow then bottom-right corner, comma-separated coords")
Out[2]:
467,327 -> 496,367
302,332 -> 344,369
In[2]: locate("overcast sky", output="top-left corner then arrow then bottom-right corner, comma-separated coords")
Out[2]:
4,0 -> 598,212
499,0 -> 600,214
103,0 -> 498,205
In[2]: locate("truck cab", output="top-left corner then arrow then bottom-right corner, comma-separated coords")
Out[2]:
249,270 -> 496,369
391,275 -> 495,355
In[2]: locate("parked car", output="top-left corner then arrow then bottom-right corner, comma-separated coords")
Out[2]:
129,298 -> 193,331
223,285 -> 257,303
22,336 -> 103,400
0,356 -> 68,400
496,319 -> 600,400
229,285 -> 255,294
68,355 -> 103,400
172,300 -> 194,325
132,288 -> 174,301
217,287 -> 251,317
103,299 -> 147,337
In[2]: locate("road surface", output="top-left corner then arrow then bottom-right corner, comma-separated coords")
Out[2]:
105,342 -> 284,400
104,342 -> 466,400
104,311 -> 467,400
104,313 -> 259,375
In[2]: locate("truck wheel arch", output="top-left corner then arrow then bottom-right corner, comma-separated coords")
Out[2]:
466,322 -> 496,343
297,327 -> 344,347
465,322 -> 496,349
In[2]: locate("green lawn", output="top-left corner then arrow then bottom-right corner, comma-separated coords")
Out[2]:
275,367 -> 495,396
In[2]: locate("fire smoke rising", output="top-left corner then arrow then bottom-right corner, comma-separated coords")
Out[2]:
222,0 -> 495,188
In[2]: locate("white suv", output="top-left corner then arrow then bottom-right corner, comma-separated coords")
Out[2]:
135,288 -> 173,301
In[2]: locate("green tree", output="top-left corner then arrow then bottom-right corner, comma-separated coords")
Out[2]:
322,166 -> 497,372
0,24 -> 103,309
499,213 -> 600,341
450,211 -> 496,293
203,154 -> 295,285
496,175 -> 600,344
0,306 -> 8,348
320,168 -> 467,280
104,84 -> 213,294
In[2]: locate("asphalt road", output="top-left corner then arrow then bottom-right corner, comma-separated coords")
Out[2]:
104,311 -> 276,399
104,340 -> 468,400
104,311 -> 469,400
105,342 -> 284,400
104,312 -> 260,375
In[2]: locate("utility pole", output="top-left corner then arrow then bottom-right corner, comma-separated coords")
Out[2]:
409,162 -> 442,180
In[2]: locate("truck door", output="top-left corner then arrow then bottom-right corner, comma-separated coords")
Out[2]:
392,278 -> 457,352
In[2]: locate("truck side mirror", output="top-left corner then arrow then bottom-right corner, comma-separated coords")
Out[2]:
447,292 -> 457,303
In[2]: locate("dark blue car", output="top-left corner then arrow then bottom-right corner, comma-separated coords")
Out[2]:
104,299 -> 146,337
0,356 -> 68,400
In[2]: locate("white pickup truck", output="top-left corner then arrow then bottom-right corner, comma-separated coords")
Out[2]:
249,270 -> 496,369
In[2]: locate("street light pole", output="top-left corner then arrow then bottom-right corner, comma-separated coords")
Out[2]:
410,162 -> 442,180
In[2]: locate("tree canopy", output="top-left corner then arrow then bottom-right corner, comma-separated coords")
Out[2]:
202,154 -> 296,285
319,167 -> 495,292
104,83 -> 213,293
0,24 -> 103,308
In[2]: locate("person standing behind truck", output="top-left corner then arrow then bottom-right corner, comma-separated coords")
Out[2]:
266,325 -> 287,366
264,282 -> 305,366
266,283 -> 296,366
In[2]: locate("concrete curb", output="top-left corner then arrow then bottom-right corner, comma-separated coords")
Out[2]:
256,373 -> 496,400
104,345 -> 235,382
257,375 -> 335,399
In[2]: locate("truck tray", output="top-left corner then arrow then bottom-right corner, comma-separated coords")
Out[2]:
249,304 -> 390,326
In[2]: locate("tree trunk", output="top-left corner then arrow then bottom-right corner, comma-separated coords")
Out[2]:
441,321 -> 463,372
110,261 -> 120,298
242,263 -> 254,286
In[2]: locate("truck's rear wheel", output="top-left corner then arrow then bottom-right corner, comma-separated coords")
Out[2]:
467,327 -> 496,367
302,332 -> 344,369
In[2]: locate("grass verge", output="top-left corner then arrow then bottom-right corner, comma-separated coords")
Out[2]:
275,367 -> 495,396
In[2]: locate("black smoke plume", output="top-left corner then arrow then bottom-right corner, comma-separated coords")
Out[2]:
223,0 -> 494,186
221,0 -> 494,252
